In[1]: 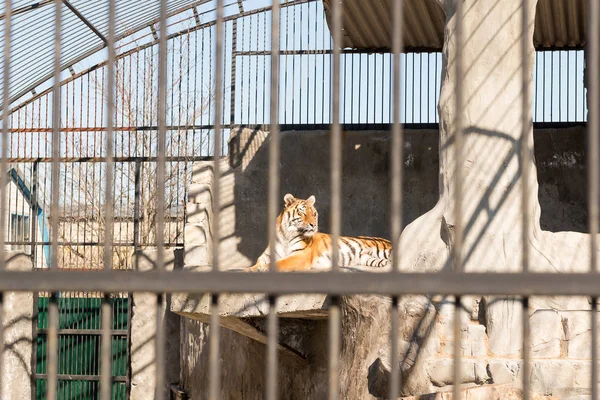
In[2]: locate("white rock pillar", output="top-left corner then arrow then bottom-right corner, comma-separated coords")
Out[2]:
2,253 -> 34,400
399,0 -> 540,274
130,249 -> 181,400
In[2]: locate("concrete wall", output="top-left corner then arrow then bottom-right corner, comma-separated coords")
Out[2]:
179,126 -> 590,399
185,125 -> 587,270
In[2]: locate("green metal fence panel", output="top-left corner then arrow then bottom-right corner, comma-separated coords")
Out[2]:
35,296 -> 130,400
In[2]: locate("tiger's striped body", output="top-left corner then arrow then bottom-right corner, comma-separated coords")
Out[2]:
245,194 -> 392,272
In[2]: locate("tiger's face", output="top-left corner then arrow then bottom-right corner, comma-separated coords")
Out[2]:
282,193 -> 318,236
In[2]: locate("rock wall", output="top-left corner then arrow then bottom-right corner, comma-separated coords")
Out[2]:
185,125 -> 587,271
177,126 -> 592,399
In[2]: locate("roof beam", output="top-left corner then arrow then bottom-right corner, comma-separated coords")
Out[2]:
0,0 -> 54,21
62,0 -> 108,44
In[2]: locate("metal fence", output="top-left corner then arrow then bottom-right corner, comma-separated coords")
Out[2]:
0,0 -> 598,399
2,0 -> 589,274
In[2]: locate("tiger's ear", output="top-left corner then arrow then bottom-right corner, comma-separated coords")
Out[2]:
307,195 -> 316,206
284,193 -> 295,206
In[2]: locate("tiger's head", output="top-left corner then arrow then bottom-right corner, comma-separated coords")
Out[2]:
281,193 -> 319,237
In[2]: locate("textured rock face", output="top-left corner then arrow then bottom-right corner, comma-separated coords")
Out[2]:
131,250 -> 182,400
2,253 -> 33,400
176,0 -> 596,397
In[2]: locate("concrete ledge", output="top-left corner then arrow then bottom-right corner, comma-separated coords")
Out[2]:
172,292 -> 329,319
172,292 -> 329,362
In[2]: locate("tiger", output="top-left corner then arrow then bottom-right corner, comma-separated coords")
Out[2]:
244,193 -> 392,272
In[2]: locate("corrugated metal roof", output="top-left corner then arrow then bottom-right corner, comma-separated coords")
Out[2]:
322,0 -> 587,51
0,0 -> 211,111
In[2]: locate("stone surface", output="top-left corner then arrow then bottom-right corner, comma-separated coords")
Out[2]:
2,252 -> 33,400
178,1 -> 598,396
484,297 -> 523,356
463,324 -> 487,357
530,360 -> 588,396
340,295 -> 438,398
487,360 -> 520,385
130,249 -> 182,400
425,358 -> 489,387
562,310 -> 598,359
530,310 -> 562,358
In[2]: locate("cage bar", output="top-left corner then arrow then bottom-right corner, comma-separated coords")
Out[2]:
100,0 -> 116,397
589,0 -> 600,399
328,0 -> 343,397
389,0 -> 404,397
0,0 -> 11,394
266,0 -> 281,398
452,0 -> 465,397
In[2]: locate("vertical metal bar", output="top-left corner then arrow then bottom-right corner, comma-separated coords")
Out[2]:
593,299 -> 598,400
266,0 -> 281,398
266,295 -> 278,399
209,0 -> 224,399
155,0 -> 168,398
521,1 -> 532,399
48,0 -> 62,398
0,4 -> 12,391
389,0 -> 404,397
100,297 -> 112,399
230,19 -> 237,127
452,0 -> 465,397
209,293 -> 220,400
328,296 -> 340,400
589,1 -> 600,399
328,0 -> 342,396
100,0 -> 116,397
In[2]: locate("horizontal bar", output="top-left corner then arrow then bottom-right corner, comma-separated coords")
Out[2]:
37,329 -> 128,336
34,374 -> 127,382
5,156 -> 211,163
0,0 -> 54,22
8,241 -> 183,247
8,124 -> 219,132
2,270 -> 600,295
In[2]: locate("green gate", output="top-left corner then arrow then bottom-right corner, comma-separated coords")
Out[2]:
34,295 -> 130,399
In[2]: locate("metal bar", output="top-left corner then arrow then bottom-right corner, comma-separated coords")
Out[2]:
521,1 -> 533,398
328,296 -> 340,400
593,298 -> 598,400
589,1 -> 600,399
209,294 -> 220,400
47,0 -> 62,397
329,0 -> 343,397
155,0 -> 168,398
266,0 -> 281,397
47,294 -> 59,400
210,0 -> 225,399
0,8 -> 12,394
3,270 -> 600,295
452,0 -> 465,397
6,241 -> 182,247
229,19 -> 237,127
13,118 -> 589,137
100,297 -> 112,400
0,0 -> 54,21
4,155 -> 212,163
389,0 -> 404,397
34,374 -> 128,383
37,328 -> 128,335
62,0 -> 108,44
389,296 -> 400,399
100,0 -> 116,394
266,295 -> 278,400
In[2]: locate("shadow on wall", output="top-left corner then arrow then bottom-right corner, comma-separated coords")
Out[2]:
227,125 -> 586,265
230,128 -> 439,265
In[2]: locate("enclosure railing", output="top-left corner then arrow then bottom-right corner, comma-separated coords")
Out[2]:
0,1 -> 599,400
